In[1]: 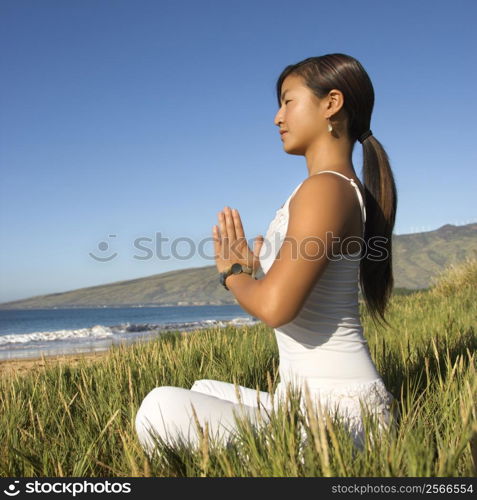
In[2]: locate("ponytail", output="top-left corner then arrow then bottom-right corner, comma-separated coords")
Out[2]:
360,135 -> 398,329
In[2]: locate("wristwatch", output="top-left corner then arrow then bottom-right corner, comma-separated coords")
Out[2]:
220,263 -> 254,290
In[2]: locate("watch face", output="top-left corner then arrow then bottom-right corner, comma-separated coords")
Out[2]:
231,263 -> 242,274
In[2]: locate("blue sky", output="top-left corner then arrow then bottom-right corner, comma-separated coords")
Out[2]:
1,0 -> 476,303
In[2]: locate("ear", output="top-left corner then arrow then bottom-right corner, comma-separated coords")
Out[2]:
327,89 -> 345,114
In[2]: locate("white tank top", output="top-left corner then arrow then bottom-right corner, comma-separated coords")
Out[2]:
258,171 -> 392,401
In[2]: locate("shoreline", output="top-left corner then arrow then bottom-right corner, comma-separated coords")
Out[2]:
0,316 -> 260,380
0,302 -> 239,310
0,349 -> 111,379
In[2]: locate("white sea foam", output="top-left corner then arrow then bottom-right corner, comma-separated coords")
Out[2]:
0,317 -> 260,347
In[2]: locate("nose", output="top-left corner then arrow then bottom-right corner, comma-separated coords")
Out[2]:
274,109 -> 283,127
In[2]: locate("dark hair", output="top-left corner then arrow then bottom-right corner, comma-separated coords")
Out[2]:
275,53 -> 398,329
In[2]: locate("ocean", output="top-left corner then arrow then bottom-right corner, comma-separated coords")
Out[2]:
0,305 -> 259,362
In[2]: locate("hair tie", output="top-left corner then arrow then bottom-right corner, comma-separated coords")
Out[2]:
358,130 -> 372,144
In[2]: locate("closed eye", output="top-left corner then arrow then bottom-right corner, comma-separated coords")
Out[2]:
278,99 -> 292,109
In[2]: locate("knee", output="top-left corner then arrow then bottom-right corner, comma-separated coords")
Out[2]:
135,387 -> 178,451
136,386 -> 178,423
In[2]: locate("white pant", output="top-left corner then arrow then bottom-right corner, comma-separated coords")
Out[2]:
135,378 -> 395,458
135,379 -> 274,458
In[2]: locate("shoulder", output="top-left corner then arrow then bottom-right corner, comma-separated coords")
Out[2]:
289,173 -> 355,219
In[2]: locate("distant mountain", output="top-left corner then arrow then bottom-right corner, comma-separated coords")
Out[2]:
392,222 -> 476,289
0,223 -> 475,309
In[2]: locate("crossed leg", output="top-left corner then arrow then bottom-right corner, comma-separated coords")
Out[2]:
135,379 -> 274,458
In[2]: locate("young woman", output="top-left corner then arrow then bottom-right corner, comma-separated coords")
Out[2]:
135,53 -> 399,457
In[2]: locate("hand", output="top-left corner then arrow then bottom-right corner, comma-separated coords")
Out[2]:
213,206 -> 264,275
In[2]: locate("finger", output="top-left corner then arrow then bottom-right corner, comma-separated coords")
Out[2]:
224,206 -> 236,241
218,210 -> 227,240
254,235 -> 264,246
232,208 -> 245,239
212,225 -> 221,258
253,235 -> 264,256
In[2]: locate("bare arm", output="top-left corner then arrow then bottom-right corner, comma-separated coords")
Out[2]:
227,174 -> 354,327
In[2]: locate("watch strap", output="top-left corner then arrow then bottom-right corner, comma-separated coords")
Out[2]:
220,263 -> 254,290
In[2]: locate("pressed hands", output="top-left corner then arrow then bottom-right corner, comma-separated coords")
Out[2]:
213,206 -> 264,277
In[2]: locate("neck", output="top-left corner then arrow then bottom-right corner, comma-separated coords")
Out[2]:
304,135 -> 355,177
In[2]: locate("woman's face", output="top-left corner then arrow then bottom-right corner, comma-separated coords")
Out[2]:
274,73 -> 326,156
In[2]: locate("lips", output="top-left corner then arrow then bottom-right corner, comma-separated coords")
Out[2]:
280,130 -> 288,137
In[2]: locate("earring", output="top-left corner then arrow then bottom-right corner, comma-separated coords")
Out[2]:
327,119 -> 333,133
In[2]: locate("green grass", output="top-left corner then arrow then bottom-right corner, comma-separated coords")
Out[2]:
0,259 -> 476,477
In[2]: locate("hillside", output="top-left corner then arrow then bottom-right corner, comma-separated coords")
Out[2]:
392,222 -> 476,288
0,222 -> 475,309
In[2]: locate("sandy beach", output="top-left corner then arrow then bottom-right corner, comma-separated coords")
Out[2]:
0,349 -> 110,379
